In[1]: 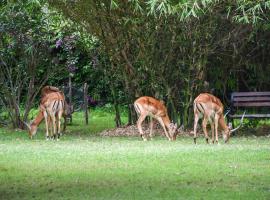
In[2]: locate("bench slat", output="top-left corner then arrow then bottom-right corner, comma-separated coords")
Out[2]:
233,102 -> 270,107
230,92 -> 270,119
232,96 -> 270,102
229,114 -> 270,118
231,92 -> 270,97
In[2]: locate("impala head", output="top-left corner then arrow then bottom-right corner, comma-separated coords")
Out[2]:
222,125 -> 231,143
169,122 -> 178,140
23,121 -> 37,139
222,111 -> 245,143
172,124 -> 184,141
64,103 -> 74,117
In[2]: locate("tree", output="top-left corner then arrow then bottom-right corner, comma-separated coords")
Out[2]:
48,0 -> 270,127
0,0 -> 64,128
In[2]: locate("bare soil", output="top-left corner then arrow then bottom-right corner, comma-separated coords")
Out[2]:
99,123 -> 194,137
99,123 -> 270,137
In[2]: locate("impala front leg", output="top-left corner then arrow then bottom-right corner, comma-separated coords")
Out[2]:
214,115 -> 219,144
210,121 -> 215,144
157,117 -> 171,141
44,111 -> 50,140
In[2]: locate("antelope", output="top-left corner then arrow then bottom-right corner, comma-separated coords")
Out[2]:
134,96 -> 177,141
25,86 -> 70,140
193,93 -> 245,144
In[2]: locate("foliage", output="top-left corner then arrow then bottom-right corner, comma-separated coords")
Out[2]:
0,1 -> 113,128
1,0 -> 270,129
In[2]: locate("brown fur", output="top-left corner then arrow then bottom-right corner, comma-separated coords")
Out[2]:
193,93 -> 230,144
41,86 -> 61,97
28,86 -> 67,139
134,96 -> 177,141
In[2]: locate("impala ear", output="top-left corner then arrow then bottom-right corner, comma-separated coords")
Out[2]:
160,100 -> 165,105
228,122 -> 233,130
169,122 -> 177,129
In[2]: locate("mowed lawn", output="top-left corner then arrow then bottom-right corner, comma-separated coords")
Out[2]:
0,111 -> 270,200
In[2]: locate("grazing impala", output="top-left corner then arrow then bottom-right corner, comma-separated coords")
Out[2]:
25,86 -> 69,140
193,93 -> 245,144
134,96 -> 177,141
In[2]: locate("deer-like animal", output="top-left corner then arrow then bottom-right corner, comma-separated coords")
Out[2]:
25,86 -> 71,139
134,96 -> 177,141
193,93 -> 245,144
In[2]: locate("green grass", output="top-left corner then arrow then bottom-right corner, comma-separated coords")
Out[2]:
0,111 -> 270,200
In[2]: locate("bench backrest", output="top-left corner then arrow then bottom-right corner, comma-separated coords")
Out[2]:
231,92 -> 270,107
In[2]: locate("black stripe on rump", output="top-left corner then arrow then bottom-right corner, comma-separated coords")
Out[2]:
196,103 -> 205,114
52,100 -> 57,110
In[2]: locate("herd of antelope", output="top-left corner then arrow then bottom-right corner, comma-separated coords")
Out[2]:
25,86 -> 245,143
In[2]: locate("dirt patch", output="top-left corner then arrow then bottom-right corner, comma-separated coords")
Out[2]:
99,123 -> 270,137
99,125 -> 161,137
99,124 -> 193,137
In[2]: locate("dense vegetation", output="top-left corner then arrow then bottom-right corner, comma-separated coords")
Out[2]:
1,0 -> 270,129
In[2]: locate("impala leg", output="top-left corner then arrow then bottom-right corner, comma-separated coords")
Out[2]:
56,115 -> 60,140
193,114 -> 199,144
157,117 -> 171,141
49,118 -> 54,140
149,117 -> 154,140
202,117 -> 209,144
44,111 -> 50,140
47,117 -> 53,140
51,114 -> 57,140
137,114 -> 147,141
63,115 -> 67,133
210,121 -> 215,144
214,115 -> 219,144
57,111 -> 63,140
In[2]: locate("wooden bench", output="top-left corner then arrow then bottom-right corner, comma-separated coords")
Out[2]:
229,92 -> 270,120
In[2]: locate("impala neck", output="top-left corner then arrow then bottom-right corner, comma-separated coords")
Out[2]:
31,110 -> 44,127
218,115 -> 229,132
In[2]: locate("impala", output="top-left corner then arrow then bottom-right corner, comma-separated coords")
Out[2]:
24,86 -> 68,140
134,96 -> 177,141
193,93 -> 245,144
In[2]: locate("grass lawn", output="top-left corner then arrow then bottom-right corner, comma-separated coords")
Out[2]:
0,111 -> 269,200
